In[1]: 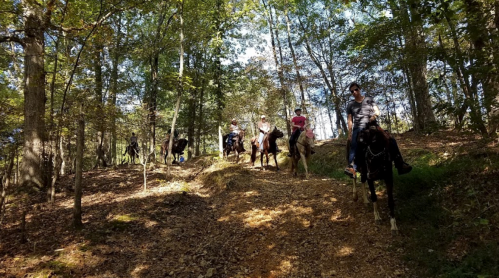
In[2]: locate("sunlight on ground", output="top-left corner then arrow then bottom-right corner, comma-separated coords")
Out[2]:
336,246 -> 355,257
57,180 -> 197,210
330,209 -> 350,222
269,256 -> 297,277
218,204 -> 314,228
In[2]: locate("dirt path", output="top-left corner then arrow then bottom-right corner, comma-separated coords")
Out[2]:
0,160 -> 412,278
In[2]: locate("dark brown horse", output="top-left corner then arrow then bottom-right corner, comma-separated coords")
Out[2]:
161,138 -> 188,164
223,130 -> 245,163
350,122 -> 398,235
251,127 -> 284,170
122,143 -> 139,164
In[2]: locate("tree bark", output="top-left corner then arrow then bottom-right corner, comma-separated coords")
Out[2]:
20,1 -> 47,190
73,105 -> 84,229
402,1 -> 436,131
167,1 -> 184,172
264,0 -> 291,136
284,4 -> 307,114
110,15 -> 122,165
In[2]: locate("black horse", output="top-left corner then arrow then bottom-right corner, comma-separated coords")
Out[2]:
350,122 -> 398,235
161,138 -> 188,164
122,143 -> 139,164
223,130 -> 245,163
251,127 -> 284,171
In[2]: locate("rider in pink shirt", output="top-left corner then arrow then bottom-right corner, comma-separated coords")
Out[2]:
288,108 -> 308,157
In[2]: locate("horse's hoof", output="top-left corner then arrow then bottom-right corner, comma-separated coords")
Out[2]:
353,194 -> 358,202
391,229 -> 399,236
375,219 -> 382,225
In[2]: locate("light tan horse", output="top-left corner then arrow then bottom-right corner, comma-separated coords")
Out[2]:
290,128 -> 315,178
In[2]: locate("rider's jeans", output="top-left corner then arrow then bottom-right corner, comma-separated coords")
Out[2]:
228,132 -> 237,145
348,127 -> 361,171
258,133 -> 265,150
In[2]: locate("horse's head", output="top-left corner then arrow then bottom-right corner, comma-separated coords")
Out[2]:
238,129 -> 245,140
270,126 -> 284,139
297,127 -> 315,149
305,128 -> 315,148
357,123 -> 389,180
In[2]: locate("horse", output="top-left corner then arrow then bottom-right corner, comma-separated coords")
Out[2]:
223,130 -> 245,163
349,122 -> 398,235
251,127 -> 284,170
290,127 -> 315,178
161,138 -> 188,164
122,143 -> 139,164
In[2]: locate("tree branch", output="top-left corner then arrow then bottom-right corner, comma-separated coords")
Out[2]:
0,35 -> 25,47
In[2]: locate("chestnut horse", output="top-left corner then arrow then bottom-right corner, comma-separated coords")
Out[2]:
350,122 -> 398,235
223,130 -> 245,163
290,127 -> 315,178
161,138 -> 188,164
251,127 -> 284,170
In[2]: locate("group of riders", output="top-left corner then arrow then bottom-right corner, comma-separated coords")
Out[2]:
125,82 -> 413,177
225,107 -> 312,156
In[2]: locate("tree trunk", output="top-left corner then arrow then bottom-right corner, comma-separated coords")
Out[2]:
0,147 -> 16,222
149,55 -> 159,163
167,1 -> 184,172
284,4 -> 307,114
110,15 -> 122,165
73,106 -> 84,229
20,1 -> 46,190
195,82 -> 205,157
402,1 -> 436,131
264,0 -> 291,136
93,43 -> 107,168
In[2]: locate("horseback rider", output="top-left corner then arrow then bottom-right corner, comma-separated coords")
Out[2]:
288,108 -> 314,157
344,82 -> 412,178
257,115 -> 270,152
227,118 -> 240,147
130,132 -> 139,152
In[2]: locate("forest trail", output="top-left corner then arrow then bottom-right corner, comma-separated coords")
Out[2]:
0,151 -> 414,278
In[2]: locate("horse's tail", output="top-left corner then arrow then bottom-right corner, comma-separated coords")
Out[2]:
250,144 -> 257,163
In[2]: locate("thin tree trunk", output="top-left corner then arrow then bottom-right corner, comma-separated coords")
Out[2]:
0,147 -> 16,222
264,0 -> 291,136
284,4 -> 307,113
195,82 -> 205,157
299,18 -> 347,132
167,1 -> 184,173
73,105 -> 84,229
94,43 -> 107,168
110,15 -> 122,165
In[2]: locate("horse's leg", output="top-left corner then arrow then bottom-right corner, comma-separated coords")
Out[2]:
368,180 -> 382,224
273,151 -> 279,171
299,150 -> 309,179
361,180 -> 369,206
385,170 -> 398,235
236,150 -> 239,163
265,151 -> 269,167
260,152 -> 266,170
352,176 -> 358,201
292,158 -> 298,177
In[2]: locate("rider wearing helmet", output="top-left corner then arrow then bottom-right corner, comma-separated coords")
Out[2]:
287,108 -> 307,157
